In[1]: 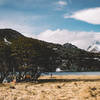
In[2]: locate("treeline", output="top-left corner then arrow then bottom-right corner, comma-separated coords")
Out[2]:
54,44 -> 100,71
0,29 -> 100,83
0,37 -> 58,82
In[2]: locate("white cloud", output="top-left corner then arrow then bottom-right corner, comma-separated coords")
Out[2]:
36,29 -> 100,49
0,10 -> 100,50
55,0 -> 67,10
64,7 -> 100,24
57,1 -> 67,6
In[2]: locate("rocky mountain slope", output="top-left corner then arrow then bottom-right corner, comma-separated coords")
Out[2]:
0,29 -> 24,41
87,41 -> 100,53
0,29 -> 100,74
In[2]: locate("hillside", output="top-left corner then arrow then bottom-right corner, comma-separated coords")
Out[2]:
0,28 -> 100,79
0,29 -> 24,41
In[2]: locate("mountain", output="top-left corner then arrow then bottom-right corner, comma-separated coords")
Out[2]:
47,42 -> 100,71
0,28 -> 100,77
0,29 -> 58,74
87,41 -> 100,53
0,29 -> 24,41
63,43 -> 78,49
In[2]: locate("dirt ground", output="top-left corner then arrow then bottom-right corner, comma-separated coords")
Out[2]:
0,75 -> 100,100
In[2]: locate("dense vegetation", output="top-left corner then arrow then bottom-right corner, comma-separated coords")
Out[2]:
47,43 -> 100,71
0,29 -> 100,82
0,29 -> 58,82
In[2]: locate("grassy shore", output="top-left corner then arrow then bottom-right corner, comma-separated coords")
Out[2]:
0,75 -> 100,100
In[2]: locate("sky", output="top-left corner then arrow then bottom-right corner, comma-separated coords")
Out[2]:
0,0 -> 100,49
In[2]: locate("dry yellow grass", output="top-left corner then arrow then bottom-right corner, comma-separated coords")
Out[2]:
0,75 -> 100,100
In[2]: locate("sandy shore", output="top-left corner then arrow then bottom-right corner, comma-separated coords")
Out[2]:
0,75 -> 100,100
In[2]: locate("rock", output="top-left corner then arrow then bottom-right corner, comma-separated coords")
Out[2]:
9,86 -> 16,89
91,87 -> 97,91
57,85 -> 61,89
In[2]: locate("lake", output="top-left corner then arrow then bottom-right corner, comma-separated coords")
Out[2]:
42,72 -> 100,76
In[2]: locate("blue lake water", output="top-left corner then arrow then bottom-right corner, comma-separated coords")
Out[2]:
42,72 -> 100,76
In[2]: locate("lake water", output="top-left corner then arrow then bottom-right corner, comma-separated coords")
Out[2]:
42,72 -> 100,76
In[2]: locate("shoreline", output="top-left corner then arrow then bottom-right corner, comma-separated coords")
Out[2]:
0,75 -> 100,100
39,75 -> 100,80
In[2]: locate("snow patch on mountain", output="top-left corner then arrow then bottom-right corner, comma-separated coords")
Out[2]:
4,38 -> 12,45
87,41 -> 100,53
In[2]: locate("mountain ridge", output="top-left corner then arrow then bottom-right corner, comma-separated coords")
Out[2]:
87,41 -> 100,53
0,28 -> 100,74
0,29 -> 24,41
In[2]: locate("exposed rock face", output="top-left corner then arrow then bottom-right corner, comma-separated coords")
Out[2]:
63,43 -> 78,49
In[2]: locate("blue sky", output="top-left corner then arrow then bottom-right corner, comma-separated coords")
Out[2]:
0,0 -> 100,49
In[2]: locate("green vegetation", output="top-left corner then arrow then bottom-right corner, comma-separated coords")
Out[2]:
0,29 -> 100,82
0,29 -> 58,82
